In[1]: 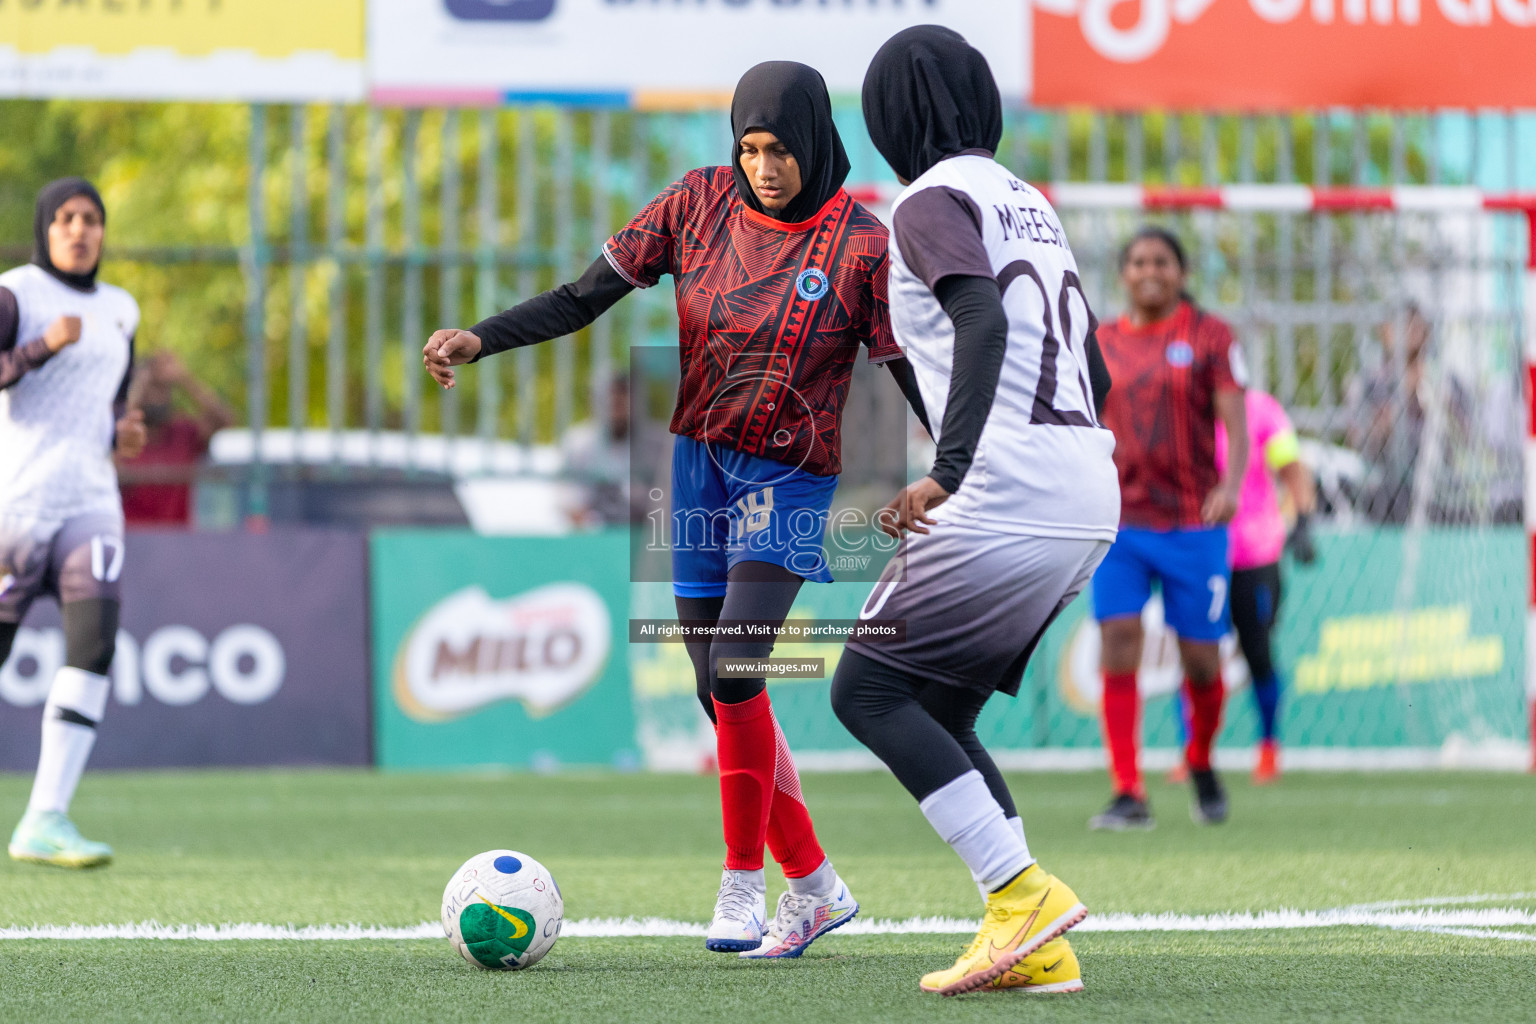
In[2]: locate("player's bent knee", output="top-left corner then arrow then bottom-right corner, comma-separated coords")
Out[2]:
66,633 -> 116,676
1183,652 -> 1222,685
62,598 -> 119,676
1099,616 -> 1144,672
707,641 -> 770,706
829,674 -> 861,736
829,650 -> 902,742
829,655 -> 872,735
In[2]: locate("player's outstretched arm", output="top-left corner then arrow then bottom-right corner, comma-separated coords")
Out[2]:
422,255 -> 634,391
422,329 -> 482,390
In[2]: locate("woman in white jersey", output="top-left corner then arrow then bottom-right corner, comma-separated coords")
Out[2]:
830,26 -> 1119,996
0,177 -> 145,868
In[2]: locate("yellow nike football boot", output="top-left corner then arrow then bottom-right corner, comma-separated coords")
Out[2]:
919,864 -> 1087,996
985,937 -> 1084,994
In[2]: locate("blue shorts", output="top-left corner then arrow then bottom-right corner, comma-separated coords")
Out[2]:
670,435 -> 837,598
1091,525 -> 1231,641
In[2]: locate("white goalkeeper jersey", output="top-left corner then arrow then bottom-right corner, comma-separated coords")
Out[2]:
887,154 -> 1119,540
0,264 -> 137,521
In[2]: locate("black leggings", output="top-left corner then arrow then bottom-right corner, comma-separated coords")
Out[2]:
0,598 -> 118,675
1230,563 -> 1282,681
830,648 -> 1015,816
676,560 -> 804,718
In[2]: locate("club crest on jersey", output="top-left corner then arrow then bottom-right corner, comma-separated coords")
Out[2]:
795,268 -> 829,302
1165,340 -> 1195,367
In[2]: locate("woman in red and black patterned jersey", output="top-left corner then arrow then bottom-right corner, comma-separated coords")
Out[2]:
1089,226 -> 1249,832
423,61 -> 927,961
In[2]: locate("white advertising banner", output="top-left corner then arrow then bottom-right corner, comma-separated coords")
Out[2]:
0,0 -> 366,102
367,0 -> 1028,107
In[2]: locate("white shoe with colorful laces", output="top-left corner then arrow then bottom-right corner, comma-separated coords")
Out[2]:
739,875 -> 859,959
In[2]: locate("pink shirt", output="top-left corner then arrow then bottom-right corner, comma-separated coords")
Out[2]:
1217,390 -> 1299,570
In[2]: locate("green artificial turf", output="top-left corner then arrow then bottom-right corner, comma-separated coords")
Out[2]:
0,769 -> 1531,1023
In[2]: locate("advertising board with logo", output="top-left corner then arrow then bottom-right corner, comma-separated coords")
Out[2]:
0,530 -> 371,769
0,0 -> 365,101
635,528 -> 1526,767
371,530 -> 636,769
366,0 -> 1025,106
1032,0 -> 1536,108
1032,528 -> 1525,757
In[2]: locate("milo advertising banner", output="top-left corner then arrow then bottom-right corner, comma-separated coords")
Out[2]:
631,527 -> 1526,768
371,530 -> 636,770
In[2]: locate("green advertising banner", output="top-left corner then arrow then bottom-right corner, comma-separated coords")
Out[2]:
630,527 -> 1527,767
372,530 -> 637,770
1032,527 -> 1526,756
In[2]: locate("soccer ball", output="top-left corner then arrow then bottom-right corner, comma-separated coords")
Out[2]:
441,850 -> 563,970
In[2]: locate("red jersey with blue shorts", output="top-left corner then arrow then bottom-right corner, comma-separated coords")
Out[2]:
1091,300 -> 1246,640
604,166 -> 898,478
1096,300 -> 1245,530
605,167 -> 897,596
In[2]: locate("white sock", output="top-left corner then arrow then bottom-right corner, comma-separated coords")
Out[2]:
27,667 -> 109,816
977,817 -> 1029,902
1009,815 -> 1026,845
786,857 -> 836,897
919,771 -> 1034,894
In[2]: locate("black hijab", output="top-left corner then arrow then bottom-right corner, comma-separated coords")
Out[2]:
33,177 -> 106,292
730,61 -> 851,224
862,25 -> 1004,184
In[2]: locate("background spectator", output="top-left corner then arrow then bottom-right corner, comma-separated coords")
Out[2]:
560,374 -> 635,528
118,350 -> 235,528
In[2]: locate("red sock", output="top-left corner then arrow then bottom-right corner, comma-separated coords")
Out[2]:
1184,672 -> 1226,772
1101,671 -> 1143,799
713,691 -> 776,871
764,713 -> 826,879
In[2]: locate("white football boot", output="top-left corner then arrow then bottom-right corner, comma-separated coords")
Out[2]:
704,869 -> 766,953
739,873 -> 859,959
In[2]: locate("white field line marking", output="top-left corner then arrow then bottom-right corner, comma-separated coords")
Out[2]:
1339,893 -> 1536,912
0,922 -> 445,941
3,906 -> 1536,942
1404,926 -> 1536,943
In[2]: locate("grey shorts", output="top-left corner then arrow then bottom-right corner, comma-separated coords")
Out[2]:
846,523 -> 1110,697
0,512 -> 126,623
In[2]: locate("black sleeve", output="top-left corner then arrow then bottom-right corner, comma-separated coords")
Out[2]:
0,286 -> 55,391
1086,327 -> 1111,413
883,356 -> 932,437
112,333 -> 135,440
470,255 -> 634,360
928,274 -> 1009,494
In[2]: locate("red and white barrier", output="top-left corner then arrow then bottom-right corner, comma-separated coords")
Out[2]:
849,181 -> 1536,769
847,182 -> 1536,218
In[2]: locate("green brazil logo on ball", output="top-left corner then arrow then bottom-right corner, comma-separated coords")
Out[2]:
460,897 -> 539,968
